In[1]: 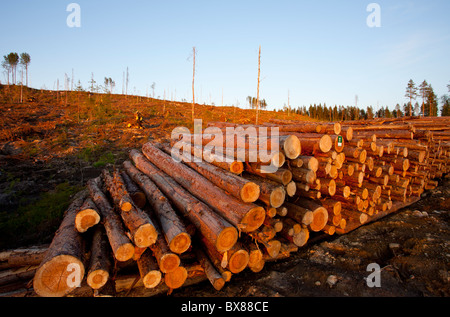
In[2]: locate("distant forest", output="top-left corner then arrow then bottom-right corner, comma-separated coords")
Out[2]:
276,79 -> 450,120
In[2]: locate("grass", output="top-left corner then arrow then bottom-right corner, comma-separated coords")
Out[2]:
0,182 -> 82,249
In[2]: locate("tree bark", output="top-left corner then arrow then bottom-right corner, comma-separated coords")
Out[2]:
165,144 -> 260,203
129,149 -> 238,253
87,177 -> 135,262
102,169 -> 158,248
123,160 -> 191,254
142,142 -> 266,233
86,226 -> 113,290
137,248 -> 162,288
33,190 -> 88,297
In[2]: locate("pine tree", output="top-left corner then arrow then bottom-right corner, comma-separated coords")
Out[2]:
418,80 -> 429,117
405,79 -> 417,116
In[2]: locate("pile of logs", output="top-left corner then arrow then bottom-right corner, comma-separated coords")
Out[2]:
2,116 -> 449,297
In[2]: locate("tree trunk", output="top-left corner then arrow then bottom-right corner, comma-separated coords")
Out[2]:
86,226 -> 113,290
137,248 -> 162,288
194,246 -> 225,291
123,160 -> 191,254
120,171 -> 146,209
75,197 -> 101,233
33,190 -> 88,297
87,177 -> 135,262
129,149 -> 238,253
165,144 -> 260,203
102,169 -> 157,248
142,142 -> 266,233
242,173 -> 286,208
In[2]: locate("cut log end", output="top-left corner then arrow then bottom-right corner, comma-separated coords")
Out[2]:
131,192 -> 147,209
270,187 -> 286,208
133,223 -> 158,248
164,266 -> 188,289
216,227 -> 239,252
87,269 -> 109,290
160,253 -> 181,273
283,135 -> 301,159
33,255 -> 85,297
169,232 -> 192,254
120,201 -> 133,212
293,228 -> 309,247
266,240 -> 281,258
310,207 -> 329,232
319,135 -> 333,153
240,206 -> 266,233
240,182 -> 261,203
143,270 -> 162,288
303,210 -> 314,226
230,161 -> 244,174
285,181 -> 297,197
115,243 -> 135,262
229,250 -> 249,273
75,209 -> 100,233
272,152 -> 286,168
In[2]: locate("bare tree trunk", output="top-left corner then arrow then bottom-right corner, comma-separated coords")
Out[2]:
256,46 -> 261,125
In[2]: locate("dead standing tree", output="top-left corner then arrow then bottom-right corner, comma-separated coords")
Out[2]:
192,47 -> 196,122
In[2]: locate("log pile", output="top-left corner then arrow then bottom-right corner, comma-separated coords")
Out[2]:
2,116 -> 449,297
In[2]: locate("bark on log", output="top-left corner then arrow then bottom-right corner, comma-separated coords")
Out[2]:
194,246 -> 226,291
137,248 -> 162,288
87,177 -> 134,262
123,160 -> 191,254
120,171 -> 147,209
166,144 -> 260,203
86,226 -> 113,290
129,149 -> 238,253
142,142 -> 266,233
102,169 -> 158,248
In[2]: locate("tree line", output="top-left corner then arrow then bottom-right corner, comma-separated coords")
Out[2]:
281,79 -> 450,120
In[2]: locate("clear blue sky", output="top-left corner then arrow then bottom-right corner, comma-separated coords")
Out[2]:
1,0 -> 449,112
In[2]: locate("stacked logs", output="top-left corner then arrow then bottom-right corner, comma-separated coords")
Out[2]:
25,116 -> 449,297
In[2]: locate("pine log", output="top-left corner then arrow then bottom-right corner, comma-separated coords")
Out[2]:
120,171 -> 147,209
130,149 -> 238,253
123,160 -> 191,254
3,247 -> 47,268
102,169 -> 158,248
87,177 -> 135,262
246,162 -> 293,185
296,155 -> 319,172
291,167 -> 316,184
194,246 -> 225,291
164,265 -> 188,290
75,197 -> 101,233
166,144 -> 260,203
242,173 -> 286,208
142,142 -> 266,233
284,202 -> 314,226
33,190 -> 88,297
292,198 -> 328,232
137,248 -> 162,288
173,141 -> 244,174
86,226 -> 113,290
